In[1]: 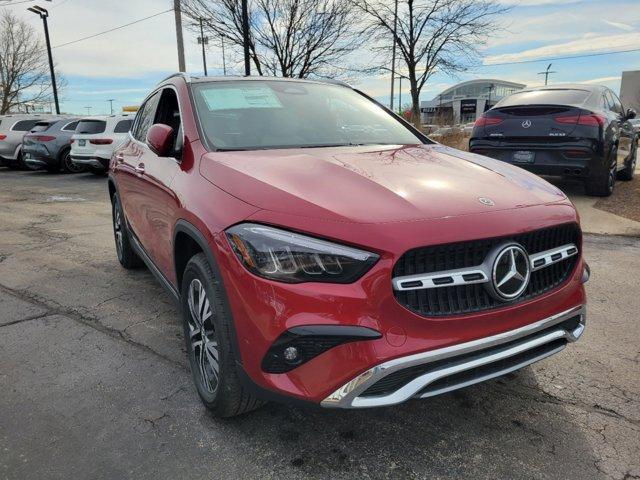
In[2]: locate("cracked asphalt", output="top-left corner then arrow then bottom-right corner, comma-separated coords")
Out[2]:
0,168 -> 638,480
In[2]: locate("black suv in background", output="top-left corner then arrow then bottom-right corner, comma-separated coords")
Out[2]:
470,84 -> 637,196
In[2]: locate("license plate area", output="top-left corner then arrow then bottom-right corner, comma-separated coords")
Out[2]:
512,150 -> 535,163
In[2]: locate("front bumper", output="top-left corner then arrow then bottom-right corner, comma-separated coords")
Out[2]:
322,304 -> 585,408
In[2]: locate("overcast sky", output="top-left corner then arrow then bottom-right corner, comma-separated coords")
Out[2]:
2,0 -> 639,114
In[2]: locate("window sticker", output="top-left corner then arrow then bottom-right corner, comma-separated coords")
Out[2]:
201,86 -> 283,111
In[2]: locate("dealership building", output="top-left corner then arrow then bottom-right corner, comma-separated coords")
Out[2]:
620,70 -> 640,113
420,79 -> 525,125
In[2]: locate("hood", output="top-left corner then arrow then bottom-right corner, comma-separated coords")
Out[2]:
200,144 -> 568,224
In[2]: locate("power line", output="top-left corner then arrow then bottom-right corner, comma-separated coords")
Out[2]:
483,46 -> 640,67
51,8 -> 173,49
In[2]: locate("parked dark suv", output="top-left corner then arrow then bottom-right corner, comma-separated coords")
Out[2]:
22,118 -> 83,173
469,84 -> 637,196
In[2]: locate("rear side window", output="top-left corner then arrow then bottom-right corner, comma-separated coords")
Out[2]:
113,119 -> 133,133
30,122 -> 52,132
76,120 -> 107,134
62,121 -> 79,131
496,89 -> 591,107
12,120 -> 39,131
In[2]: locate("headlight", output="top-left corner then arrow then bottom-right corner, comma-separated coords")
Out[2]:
226,223 -> 379,283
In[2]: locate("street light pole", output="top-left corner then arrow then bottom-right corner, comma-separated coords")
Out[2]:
27,5 -> 59,114
389,0 -> 398,111
241,0 -> 251,76
198,17 -> 208,76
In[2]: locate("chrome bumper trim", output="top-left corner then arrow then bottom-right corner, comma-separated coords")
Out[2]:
321,304 -> 586,408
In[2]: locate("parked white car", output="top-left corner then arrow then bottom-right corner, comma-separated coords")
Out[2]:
0,114 -> 57,169
70,115 -> 134,174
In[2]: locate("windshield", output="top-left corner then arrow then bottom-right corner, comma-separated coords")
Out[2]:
191,80 -> 424,150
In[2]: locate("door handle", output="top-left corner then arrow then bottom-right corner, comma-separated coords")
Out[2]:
135,163 -> 145,174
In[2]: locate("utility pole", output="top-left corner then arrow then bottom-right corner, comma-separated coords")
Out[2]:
241,0 -> 250,76
398,76 -> 402,115
107,99 -> 115,115
173,0 -> 186,72
198,18 -> 208,76
85,106 -> 92,115
389,0 -> 398,111
537,63 -> 556,85
27,5 -> 60,114
221,37 -> 227,75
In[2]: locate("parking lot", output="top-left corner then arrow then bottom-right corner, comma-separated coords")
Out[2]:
0,168 -> 639,480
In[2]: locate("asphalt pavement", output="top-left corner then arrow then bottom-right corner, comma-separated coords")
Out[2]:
0,168 -> 638,480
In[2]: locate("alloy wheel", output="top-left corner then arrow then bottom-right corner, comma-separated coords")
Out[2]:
113,203 -> 124,261
64,152 -> 83,173
187,278 -> 220,394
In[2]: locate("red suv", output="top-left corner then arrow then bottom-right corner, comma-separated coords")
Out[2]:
109,74 -> 588,417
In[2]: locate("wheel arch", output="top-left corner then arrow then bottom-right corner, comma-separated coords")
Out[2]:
173,219 -> 219,292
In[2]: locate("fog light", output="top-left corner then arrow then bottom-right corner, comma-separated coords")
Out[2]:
283,346 -> 300,363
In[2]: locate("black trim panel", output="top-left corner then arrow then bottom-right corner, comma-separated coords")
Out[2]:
261,325 -> 382,373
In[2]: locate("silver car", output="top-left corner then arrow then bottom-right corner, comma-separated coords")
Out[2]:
0,114 -> 57,169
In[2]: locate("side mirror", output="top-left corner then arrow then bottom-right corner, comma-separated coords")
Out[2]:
626,108 -> 636,120
146,123 -> 174,157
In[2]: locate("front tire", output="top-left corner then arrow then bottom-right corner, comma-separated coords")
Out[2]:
181,253 -> 263,417
585,148 -> 617,197
111,195 -> 143,269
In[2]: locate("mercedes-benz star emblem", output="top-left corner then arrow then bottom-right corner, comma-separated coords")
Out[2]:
487,244 -> 531,301
478,197 -> 495,206
522,119 -> 532,128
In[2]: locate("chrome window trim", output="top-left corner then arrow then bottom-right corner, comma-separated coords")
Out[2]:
321,304 -> 585,409
392,242 -> 578,292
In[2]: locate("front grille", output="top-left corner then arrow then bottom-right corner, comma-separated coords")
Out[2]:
360,314 -> 581,398
393,223 -> 581,317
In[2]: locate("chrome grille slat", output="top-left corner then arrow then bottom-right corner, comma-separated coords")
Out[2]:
392,223 -> 581,317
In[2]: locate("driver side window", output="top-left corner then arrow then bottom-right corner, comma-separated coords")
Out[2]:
153,88 -> 183,158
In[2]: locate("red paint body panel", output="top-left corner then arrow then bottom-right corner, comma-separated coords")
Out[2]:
111,76 -> 586,405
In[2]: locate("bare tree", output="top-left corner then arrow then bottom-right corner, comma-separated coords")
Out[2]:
0,10 -> 57,114
182,0 -> 361,78
354,0 -> 508,126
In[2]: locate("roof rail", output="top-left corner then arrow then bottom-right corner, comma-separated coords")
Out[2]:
159,72 -> 191,84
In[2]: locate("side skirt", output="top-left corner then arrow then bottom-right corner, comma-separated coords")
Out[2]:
128,233 -> 180,305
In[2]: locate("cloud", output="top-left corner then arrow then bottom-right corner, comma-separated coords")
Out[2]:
484,32 -> 640,64
75,88 -> 152,95
496,0 -> 582,5
580,76 -> 622,84
602,20 -> 634,31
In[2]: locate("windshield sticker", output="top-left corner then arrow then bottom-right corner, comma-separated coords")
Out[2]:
201,86 -> 283,110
